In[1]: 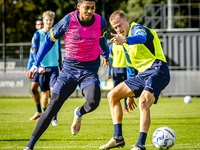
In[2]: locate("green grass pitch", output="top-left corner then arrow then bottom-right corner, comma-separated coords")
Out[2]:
0,96 -> 200,149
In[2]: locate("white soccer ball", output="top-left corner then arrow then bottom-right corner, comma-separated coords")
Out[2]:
152,127 -> 176,149
184,96 -> 192,104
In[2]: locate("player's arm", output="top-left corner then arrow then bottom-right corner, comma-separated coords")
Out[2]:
125,25 -> 147,45
31,32 -> 40,58
100,17 -> 110,69
27,14 -> 71,79
107,43 -> 113,79
27,49 -> 34,71
58,38 -> 62,71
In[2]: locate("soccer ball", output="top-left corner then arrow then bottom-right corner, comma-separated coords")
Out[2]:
152,127 -> 176,149
184,96 -> 192,104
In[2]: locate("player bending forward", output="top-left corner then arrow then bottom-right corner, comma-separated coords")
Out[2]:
100,11 -> 170,150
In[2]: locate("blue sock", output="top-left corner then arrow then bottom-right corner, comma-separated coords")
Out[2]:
36,104 -> 42,113
76,108 -> 82,117
113,124 -> 122,139
27,135 -> 37,149
136,132 -> 147,148
124,98 -> 128,109
52,115 -> 57,121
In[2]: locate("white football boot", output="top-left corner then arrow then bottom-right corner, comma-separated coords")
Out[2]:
71,107 -> 82,135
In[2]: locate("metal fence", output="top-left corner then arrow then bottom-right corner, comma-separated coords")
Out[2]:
1,3 -> 200,96
137,3 -> 200,29
161,31 -> 200,96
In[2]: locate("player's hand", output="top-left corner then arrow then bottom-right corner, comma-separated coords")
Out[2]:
39,67 -> 45,74
102,58 -> 110,69
27,65 -> 38,79
127,97 -> 137,111
110,33 -> 127,45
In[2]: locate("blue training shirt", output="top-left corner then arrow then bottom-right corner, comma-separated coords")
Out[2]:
31,29 -> 62,70
27,50 -> 34,71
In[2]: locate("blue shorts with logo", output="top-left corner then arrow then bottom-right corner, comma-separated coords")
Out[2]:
31,72 -> 39,82
124,59 -> 170,104
52,56 -> 100,99
39,67 -> 59,92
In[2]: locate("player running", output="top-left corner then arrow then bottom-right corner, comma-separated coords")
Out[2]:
24,0 -> 109,149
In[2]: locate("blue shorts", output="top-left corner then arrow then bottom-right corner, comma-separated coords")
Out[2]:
39,67 -> 59,92
52,57 -> 100,99
124,60 -> 170,104
31,72 -> 39,82
113,68 -> 127,87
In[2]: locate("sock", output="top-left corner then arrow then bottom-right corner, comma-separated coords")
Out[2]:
125,98 -> 128,109
52,115 -> 57,121
27,135 -> 37,149
43,108 -> 46,112
76,107 -> 82,117
136,132 -> 147,148
113,124 -> 122,139
36,104 -> 42,113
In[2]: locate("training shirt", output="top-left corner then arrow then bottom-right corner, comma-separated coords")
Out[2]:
27,49 -> 34,71
33,10 -> 109,68
107,43 -> 135,78
31,29 -> 62,69
125,22 -> 166,72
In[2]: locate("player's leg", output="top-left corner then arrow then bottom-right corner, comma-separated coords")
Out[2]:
71,82 -> 101,135
39,71 -> 58,126
132,60 -> 170,150
120,73 -> 130,114
24,70 -> 77,150
31,82 -> 40,105
113,72 -> 129,114
29,81 -> 42,120
131,90 -> 155,150
38,72 -> 50,111
124,97 -> 130,114
49,69 -> 60,126
25,93 -> 66,150
41,90 -> 49,110
82,84 -> 101,114
100,82 -> 135,149
108,82 -> 134,127
29,72 -> 42,121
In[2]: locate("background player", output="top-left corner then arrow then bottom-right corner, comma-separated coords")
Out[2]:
30,10 -> 62,126
27,17 -> 43,121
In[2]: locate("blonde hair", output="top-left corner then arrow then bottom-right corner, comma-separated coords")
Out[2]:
109,11 -> 126,23
42,10 -> 55,19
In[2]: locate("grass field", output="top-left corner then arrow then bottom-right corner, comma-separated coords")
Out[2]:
0,96 -> 200,150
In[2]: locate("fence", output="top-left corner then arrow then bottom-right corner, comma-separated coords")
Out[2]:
1,3 -> 200,96
162,31 -> 200,96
